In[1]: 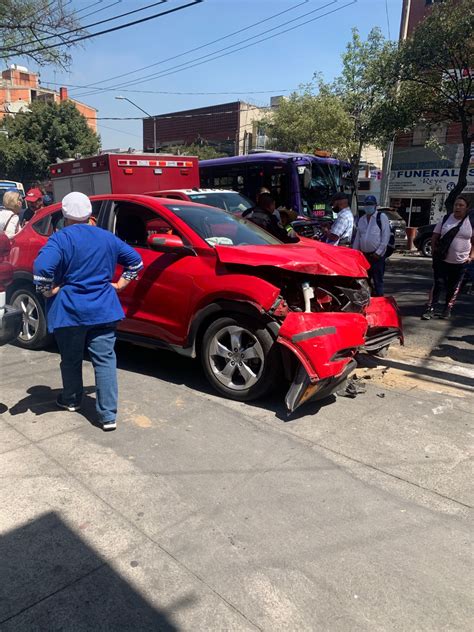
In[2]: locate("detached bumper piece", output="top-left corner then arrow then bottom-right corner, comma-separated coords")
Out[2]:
0,304 -> 23,346
277,312 -> 368,412
285,359 -> 356,413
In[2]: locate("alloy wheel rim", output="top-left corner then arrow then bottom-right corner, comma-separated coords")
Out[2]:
208,325 -> 265,391
13,294 -> 39,341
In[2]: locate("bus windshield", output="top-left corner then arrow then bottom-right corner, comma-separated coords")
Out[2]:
199,153 -> 354,217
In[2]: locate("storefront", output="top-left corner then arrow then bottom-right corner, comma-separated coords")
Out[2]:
389,167 -> 474,227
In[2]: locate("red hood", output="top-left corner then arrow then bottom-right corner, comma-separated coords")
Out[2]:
214,242 -> 369,277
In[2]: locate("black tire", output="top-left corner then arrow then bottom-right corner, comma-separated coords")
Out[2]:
421,237 -> 432,258
9,286 -> 52,350
201,315 -> 280,402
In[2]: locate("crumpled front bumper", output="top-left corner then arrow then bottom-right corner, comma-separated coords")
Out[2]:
364,296 -> 403,352
277,312 -> 368,412
277,297 -> 403,412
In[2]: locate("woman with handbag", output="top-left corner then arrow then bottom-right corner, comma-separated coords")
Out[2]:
422,196 -> 473,320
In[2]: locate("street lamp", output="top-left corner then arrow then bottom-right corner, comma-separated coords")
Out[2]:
115,95 -> 157,153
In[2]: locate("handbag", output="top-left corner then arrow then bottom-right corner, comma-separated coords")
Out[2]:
433,215 -> 466,261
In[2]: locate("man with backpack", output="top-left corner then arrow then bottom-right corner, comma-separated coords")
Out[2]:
353,195 -> 392,297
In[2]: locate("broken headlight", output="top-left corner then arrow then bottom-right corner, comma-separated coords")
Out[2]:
336,279 -> 370,311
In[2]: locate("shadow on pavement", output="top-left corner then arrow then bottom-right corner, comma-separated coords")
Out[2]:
0,512 -> 182,630
8,385 -> 100,427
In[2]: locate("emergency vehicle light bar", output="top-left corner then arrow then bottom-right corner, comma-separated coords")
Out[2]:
117,159 -> 193,168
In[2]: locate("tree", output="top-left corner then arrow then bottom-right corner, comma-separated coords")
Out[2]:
327,27 -> 403,187
394,0 -> 474,211
162,143 -> 228,160
264,86 -> 357,160
0,101 -> 100,183
0,0 -> 84,67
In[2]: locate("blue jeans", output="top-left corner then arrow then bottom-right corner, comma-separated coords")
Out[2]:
54,323 -> 118,423
367,254 -> 386,297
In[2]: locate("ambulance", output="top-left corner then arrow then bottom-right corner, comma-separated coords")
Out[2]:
49,153 -> 199,200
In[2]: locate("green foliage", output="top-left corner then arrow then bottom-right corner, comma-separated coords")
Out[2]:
0,101 -> 100,183
264,85 -> 357,160
0,0 -> 84,67
162,143 -> 228,160
394,0 -> 474,208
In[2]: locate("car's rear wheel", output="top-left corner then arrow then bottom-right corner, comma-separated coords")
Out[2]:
201,315 -> 280,401
10,286 -> 51,349
421,237 -> 432,258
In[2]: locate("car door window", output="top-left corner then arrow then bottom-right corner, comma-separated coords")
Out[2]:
32,201 -> 102,237
112,201 -> 181,247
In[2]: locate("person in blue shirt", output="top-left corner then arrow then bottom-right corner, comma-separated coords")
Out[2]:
324,193 -> 354,246
33,192 -> 143,431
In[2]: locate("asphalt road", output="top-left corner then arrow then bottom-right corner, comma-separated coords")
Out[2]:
0,254 -> 472,631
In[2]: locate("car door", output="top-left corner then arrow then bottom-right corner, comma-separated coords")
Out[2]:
104,199 -> 196,345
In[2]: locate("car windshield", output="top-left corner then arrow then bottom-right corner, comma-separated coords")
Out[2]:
381,209 -> 403,221
188,192 -> 253,214
164,203 -> 282,246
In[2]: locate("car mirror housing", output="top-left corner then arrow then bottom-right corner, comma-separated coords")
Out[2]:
147,233 -> 193,255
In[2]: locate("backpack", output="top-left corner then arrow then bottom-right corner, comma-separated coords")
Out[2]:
376,212 -> 395,258
433,214 -> 466,261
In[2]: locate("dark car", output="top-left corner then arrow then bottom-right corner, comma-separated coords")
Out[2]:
414,224 -> 435,257
376,208 -> 407,249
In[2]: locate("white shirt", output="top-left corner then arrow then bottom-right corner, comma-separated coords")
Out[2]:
434,214 -> 472,264
0,209 -> 20,238
353,211 -> 391,257
330,207 -> 354,245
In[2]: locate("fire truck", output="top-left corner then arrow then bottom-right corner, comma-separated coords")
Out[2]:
49,153 -> 199,200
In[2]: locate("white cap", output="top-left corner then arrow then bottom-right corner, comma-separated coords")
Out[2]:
62,191 -> 92,221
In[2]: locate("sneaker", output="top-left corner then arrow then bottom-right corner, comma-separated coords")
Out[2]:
56,396 -> 81,412
101,420 -> 117,431
421,307 -> 434,320
440,307 -> 451,319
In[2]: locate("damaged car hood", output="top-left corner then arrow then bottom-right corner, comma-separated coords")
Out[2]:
215,242 -> 369,277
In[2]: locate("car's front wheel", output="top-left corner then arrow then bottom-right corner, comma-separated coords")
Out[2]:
421,237 -> 432,258
10,286 -> 51,349
201,315 -> 280,401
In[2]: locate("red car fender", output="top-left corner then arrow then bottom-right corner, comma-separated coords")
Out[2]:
277,312 -> 368,381
193,273 -> 281,314
365,296 -> 403,342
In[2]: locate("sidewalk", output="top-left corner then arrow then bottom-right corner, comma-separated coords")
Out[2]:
1,339 -> 472,631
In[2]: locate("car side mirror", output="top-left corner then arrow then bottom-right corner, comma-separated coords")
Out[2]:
147,233 -> 193,255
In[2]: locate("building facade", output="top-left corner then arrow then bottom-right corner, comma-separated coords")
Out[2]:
0,65 -> 97,132
142,101 -> 268,156
389,0 -> 472,227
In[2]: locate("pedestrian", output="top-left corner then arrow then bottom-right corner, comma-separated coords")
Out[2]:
0,190 -> 22,237
21,188 -> 44,225
244,192 -> 298,243
353,195 -> 391,297
33,191 -> 144,430
324,193 -> 354,246
422,195 -> 473,320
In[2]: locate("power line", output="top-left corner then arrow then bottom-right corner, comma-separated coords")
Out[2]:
74,0 -> 105,15
70,0 -> 310,98
99,123 -> 142,139
77,0 -> 122,21
83,106 -> 271,120
80,0 -> 355,97
40,80 -> 294,96
1,0 -> 166,50
0,1 -> 203,59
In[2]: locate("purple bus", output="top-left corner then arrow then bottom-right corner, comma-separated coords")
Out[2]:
200,151 -> 354,216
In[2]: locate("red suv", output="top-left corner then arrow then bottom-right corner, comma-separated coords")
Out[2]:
9,195 -> 402,412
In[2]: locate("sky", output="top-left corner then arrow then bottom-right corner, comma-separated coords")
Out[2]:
22,0 -> 403,149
